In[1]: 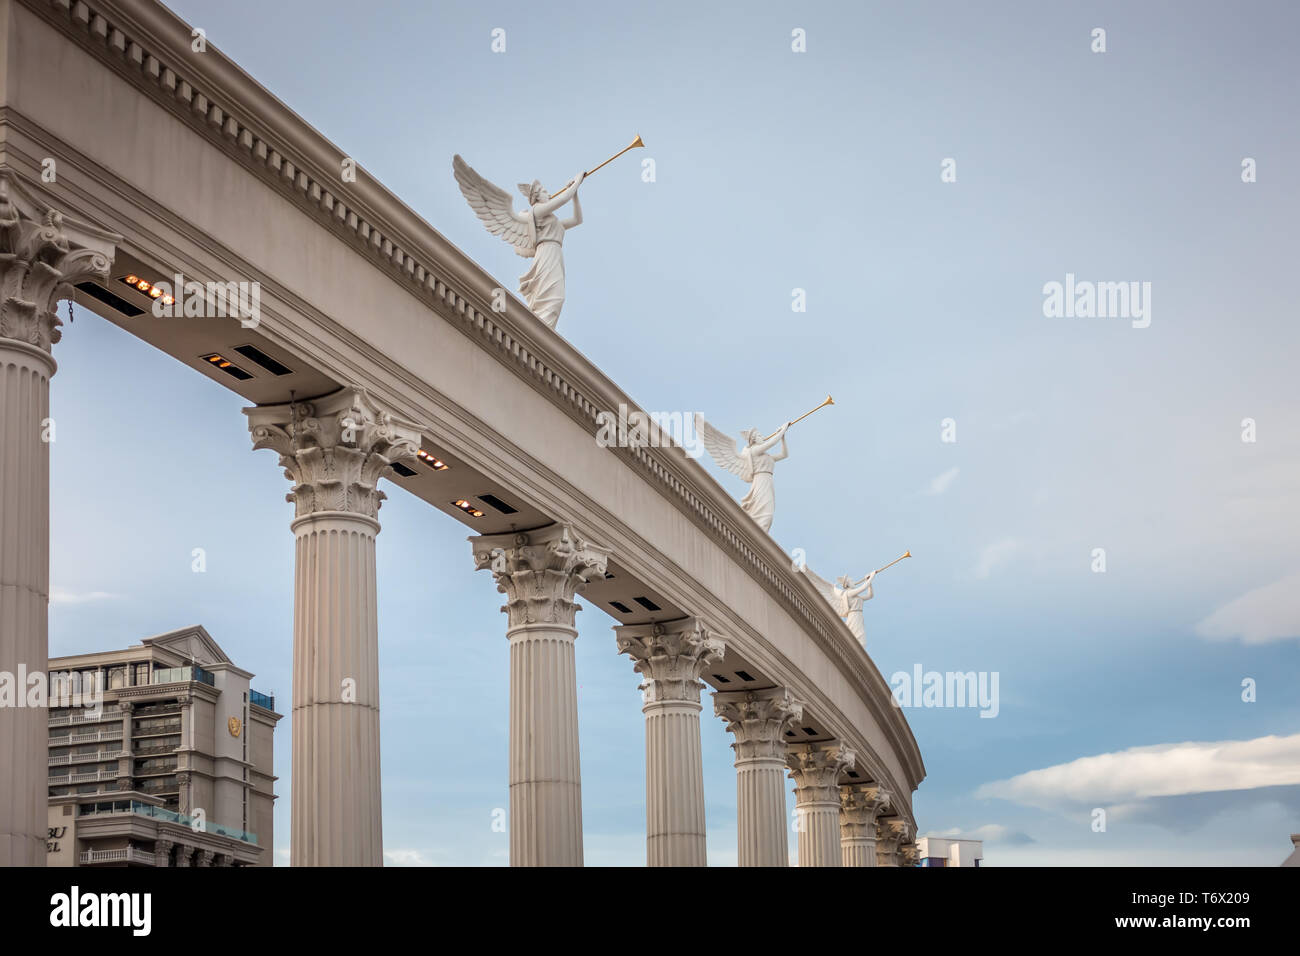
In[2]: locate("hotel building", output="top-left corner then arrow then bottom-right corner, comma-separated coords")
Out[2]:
917,836 -> 984,867
45,626 -> 280,867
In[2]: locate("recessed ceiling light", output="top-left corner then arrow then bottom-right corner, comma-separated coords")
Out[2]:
117,274 -> 173,306
417,449 -> 449,471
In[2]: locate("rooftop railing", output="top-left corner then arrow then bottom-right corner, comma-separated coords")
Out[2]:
151,665 -> 215,687
249,689 -> 275,710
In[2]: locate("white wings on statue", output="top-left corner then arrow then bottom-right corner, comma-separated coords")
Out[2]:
694,414 -> 753,483
799,565 -> 840,607
452,154 -> 535,258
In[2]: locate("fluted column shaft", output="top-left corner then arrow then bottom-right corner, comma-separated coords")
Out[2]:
799,802 -> 842,866
617,618 -> 724,866
247,387 -> 422,867
508,617 -> 583,866
735,755 -> 788,866
0,340 -> 53,866
715,688 -> 804,867
643,700 -> 706,865
291,512 -> 381,865
842,834 -> 877,867
472,524 -> 610,867
788,742 -> 855,867
0,173 -> 115,866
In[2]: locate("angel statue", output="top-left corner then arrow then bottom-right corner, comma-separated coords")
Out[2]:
694,415 -> 790,532
800,568 -> 876,644
452,155 -> 585,329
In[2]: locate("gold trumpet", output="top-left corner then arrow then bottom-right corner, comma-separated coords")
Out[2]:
762,395 -> 834,442
873,551 -> 912,575
551,135 -> 645,196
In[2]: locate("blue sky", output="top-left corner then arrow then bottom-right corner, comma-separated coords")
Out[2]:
47,0 -> 1300,864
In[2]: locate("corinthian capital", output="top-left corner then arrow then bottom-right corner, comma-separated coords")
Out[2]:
615,618 -> 725,705
786,742 -> 856,802
470,523 -> 611,629
839,783 -> 891,838
714,688 -> 804,762
0,172 -> 118,355
876,816 -> 913,863
245,387 -> 423,519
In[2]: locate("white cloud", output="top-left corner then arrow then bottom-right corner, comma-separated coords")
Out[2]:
972,538 -> 1021,579
50,587 -> 119,606
925,466 -> 960,496
976,734 -> 1300,812
1195,570 -> 1300,644
928,823 -> 1034,845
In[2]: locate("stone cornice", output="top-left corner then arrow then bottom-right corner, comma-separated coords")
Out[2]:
21,0 -> 924,807
113,681 -> 218,704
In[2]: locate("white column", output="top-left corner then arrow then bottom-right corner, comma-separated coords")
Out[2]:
839,783 -> 890,867
714,688 -> 804,867
615,618 -> 724,867
787,742 -> 855,867
0,174 -> 115,866
470,524 -> 610,867
247,387 -> 421,867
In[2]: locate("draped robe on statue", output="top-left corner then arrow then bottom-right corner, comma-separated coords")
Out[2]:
520,213 -> 566,329
740,449 -> 778,532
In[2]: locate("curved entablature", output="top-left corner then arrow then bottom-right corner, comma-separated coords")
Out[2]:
3,0 -> 926,853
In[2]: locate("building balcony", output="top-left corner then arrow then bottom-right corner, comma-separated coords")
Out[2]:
131,703 -> 181,718
48,706 -> 122,727
78,847 -> 155,866
53,729 -> 124,745
51,770 -> 122,784
133,721 -> 182,737
134,742 -> 178,756
48,750 -> 126,766
135,781 -> 178,795
77,800 -> 258,845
